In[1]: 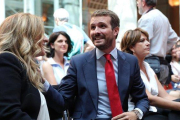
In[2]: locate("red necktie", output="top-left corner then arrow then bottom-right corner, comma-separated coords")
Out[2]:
104,54 -> 123,117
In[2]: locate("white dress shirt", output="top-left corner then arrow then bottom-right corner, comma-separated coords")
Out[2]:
96,48 -> 118,118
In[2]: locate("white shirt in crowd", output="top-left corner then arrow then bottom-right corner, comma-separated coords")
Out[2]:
138,9 -> 179,58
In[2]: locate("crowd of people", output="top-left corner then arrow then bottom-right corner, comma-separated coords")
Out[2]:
0,0 -> 180,120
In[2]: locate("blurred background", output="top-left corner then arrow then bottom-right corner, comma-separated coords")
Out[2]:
0,0 -> 179,42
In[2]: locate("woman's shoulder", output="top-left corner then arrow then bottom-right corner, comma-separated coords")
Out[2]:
47,57 -> 57,65
143,61 -> 156,74
42,61 -> 52,68
0,52 -> 18,59
0,52 -> 22,66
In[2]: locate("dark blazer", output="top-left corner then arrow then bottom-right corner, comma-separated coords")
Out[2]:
45,49 -> 149,120
0,53 -> 41,120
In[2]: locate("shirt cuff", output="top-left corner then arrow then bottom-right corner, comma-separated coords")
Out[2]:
43,80 -> 50,92
135,108 -> 143,119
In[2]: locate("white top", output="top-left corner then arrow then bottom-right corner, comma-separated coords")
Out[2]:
170,61 -> 180,88
128,62 -> 158,112
37,90 -> 50,120
171,61 -> 180,76
138,9 -> 178,58
47,57 -> 69,84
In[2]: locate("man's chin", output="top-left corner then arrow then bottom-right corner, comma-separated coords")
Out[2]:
95,45 -> 106,50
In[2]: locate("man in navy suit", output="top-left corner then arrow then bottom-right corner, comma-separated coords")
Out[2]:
44,9 -> 149,120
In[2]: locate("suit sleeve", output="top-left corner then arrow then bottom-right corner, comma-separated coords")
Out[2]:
0,53 -> 32,120
44,56 -> 77,113
130,58 -> 149,114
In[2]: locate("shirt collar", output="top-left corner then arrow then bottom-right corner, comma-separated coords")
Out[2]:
48,57 -> 69,66
96,47 -> 117,60
142,8 -> 154,15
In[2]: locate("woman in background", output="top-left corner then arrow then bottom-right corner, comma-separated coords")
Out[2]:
42,31 -> 72,85
121,28 -> 180,120
169,41 -> 180,97
0,13 -> 49,120
42,31 -> 72,120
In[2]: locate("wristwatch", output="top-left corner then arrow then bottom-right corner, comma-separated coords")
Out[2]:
132,109 -> 141,119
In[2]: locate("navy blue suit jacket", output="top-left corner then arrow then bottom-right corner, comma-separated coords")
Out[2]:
0,53 -> 41,120
45,49 -> 149,120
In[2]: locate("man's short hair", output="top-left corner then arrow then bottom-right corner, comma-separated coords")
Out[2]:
91,9 -> 120,30
53,8 -> 69,22
145,0 -> 157,7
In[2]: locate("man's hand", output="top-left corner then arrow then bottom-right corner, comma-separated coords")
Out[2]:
111,111 -> 138,120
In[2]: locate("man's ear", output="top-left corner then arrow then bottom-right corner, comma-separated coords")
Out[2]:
130,46 -> 135,53
142,0 -> 146,6
113,27 -> 119,37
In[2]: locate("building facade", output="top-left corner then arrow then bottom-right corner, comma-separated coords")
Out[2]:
0,0 -> 179,43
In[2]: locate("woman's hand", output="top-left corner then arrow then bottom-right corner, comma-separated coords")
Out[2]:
171,75 -> 180,83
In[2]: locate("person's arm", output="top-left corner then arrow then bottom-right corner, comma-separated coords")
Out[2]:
146,74 -> 180,111
167,25 -> 179,53
0,53 -> 32,120
42,61 -> 57,85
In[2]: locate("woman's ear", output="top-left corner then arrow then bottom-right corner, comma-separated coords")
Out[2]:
50,43 -> 54,49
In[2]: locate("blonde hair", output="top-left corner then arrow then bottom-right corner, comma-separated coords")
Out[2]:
0,13 -> 45,91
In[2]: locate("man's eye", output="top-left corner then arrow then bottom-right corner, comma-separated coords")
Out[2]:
91,26 -> 95,30
100,25 -> 105,28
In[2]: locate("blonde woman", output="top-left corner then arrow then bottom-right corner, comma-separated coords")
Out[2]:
0,13 -> 49,120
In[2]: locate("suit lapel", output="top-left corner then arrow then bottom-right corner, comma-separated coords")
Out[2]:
83,49 -> 98,111
117,51 -> 130,106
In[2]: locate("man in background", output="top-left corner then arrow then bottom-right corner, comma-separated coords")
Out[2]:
137,0 -> 179,85
53,8 -> 94,60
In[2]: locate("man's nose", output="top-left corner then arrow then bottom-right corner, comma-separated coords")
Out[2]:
94,27 -> 101,35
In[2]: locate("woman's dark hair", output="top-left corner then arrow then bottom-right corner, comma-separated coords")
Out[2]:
46,31 -> 73,57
